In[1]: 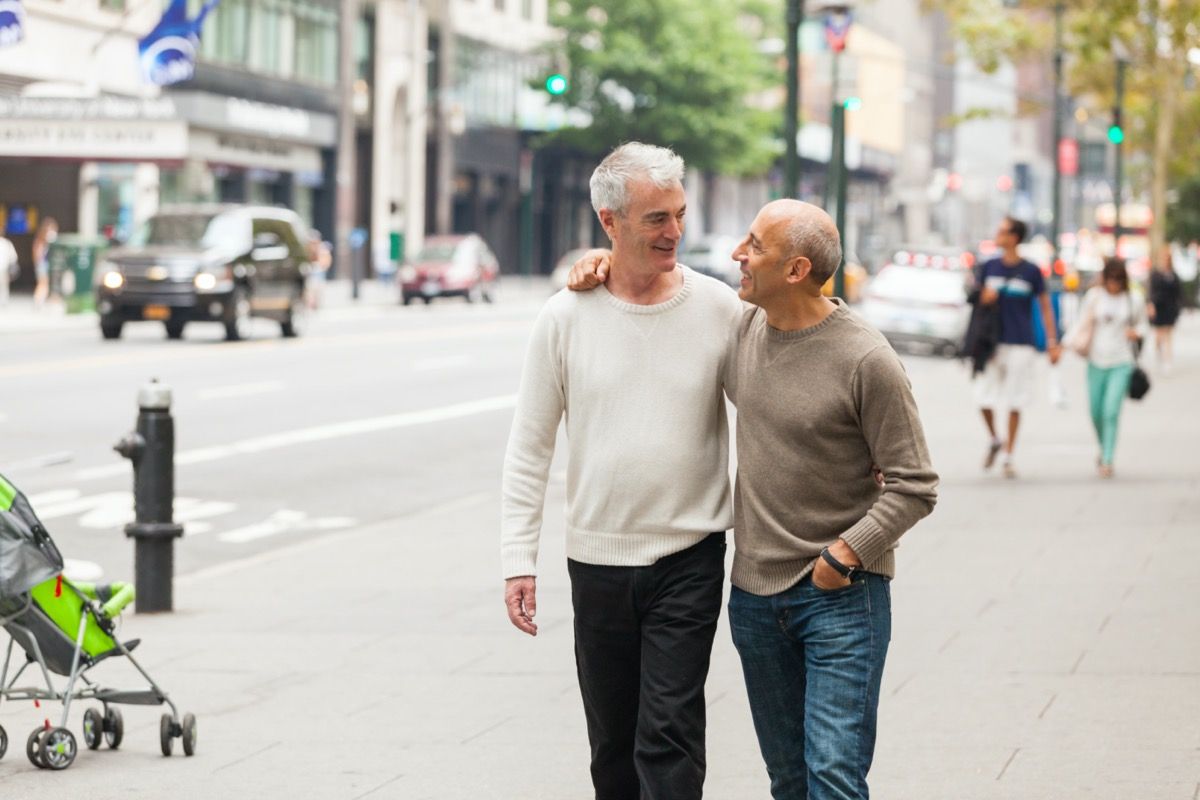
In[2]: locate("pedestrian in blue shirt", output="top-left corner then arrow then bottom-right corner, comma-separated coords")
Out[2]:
973,217 -> 1062,478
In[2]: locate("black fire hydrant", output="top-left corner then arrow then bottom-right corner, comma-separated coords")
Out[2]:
114,380 -> 185,613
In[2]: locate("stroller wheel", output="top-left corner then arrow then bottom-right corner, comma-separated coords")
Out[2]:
39,727 -> 77,771
181,713 -> 197,756
0,723 -> 7,761
26,727 -> 47,769
83,708 -> 103,750
160,714 -> 175,757
104,707 -> 124,749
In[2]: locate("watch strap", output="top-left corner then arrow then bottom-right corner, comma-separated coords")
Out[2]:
820,547 -> 856,578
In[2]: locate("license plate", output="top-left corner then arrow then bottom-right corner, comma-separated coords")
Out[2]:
421,281 -> 440,296
143,305 -> 170,320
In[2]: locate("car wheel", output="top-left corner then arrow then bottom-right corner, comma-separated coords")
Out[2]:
280,299 -> 307,338
224,288 -> 253,341
100,318 -> 123,340
164,320 -> 186,340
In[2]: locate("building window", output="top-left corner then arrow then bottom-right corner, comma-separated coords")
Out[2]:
521,0 -> 533,19
294,3 -> 338,86
198,0 -> 249,66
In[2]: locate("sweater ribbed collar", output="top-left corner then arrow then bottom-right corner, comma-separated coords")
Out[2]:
600,265 -> 693,315
763,297 -> 849,342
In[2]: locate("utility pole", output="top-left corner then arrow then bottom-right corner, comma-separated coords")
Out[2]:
1050,2 -> 1064,266
783,0 -> 805,199
336,0 -> 359,299
1112,56 -> 1127,251
821,3 -> 853,299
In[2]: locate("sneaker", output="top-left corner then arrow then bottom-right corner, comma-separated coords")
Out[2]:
983,440 -> 1003,470
1002,461 -> 1017,479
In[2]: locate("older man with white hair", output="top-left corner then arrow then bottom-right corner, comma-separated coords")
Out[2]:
500,142 -> 743,800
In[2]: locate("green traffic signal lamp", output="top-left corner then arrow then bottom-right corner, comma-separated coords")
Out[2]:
843,96 -> 862,111
545,74 -> 568,96
1107,124 -> 1124,144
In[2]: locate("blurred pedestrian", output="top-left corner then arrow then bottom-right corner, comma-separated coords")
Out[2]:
1147,248 -> 1184,373
0,233 -> 17,306
1067,257 -> 1149,478
31,217 -> 58,308
305,230 -> 332,310
973,216 -> 1062,478
564,200 -> 939,800
500,142 -> 742,800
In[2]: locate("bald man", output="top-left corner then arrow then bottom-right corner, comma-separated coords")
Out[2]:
569,200 -> 938,800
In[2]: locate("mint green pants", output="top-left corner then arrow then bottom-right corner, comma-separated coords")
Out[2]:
1087,362 -> 1134,466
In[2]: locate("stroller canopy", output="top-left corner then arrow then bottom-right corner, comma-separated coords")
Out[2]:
0,473 -> 65,599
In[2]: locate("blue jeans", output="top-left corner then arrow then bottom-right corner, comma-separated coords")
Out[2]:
729,573 -> 892,800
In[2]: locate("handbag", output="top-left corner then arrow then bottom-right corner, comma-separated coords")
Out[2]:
1126,292 -> 1150,401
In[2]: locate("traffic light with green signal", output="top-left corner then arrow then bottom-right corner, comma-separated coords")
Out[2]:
843,96 -> 862,111
1107,107 -> 1124,144
545,74 -> 568,96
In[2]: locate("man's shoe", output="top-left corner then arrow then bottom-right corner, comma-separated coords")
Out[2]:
984,440 -> 1003,470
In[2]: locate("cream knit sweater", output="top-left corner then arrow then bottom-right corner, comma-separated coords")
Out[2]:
501,267 -> 743,579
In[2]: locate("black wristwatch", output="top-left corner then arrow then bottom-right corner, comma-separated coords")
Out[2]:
820,547 -> 857,579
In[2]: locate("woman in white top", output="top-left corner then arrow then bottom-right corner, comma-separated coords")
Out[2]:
1070,257 -> 1149,477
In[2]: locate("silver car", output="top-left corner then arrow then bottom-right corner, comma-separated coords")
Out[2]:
857,264 -> 971,357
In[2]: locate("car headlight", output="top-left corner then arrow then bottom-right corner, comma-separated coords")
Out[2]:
101,270 -> 124,290
194,272 -> 218,291
399,265 -> 418,282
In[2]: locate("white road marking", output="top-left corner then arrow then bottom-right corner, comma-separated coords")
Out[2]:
72,393 -> 517,481
198,380 -> 286,400
62,558 -> 104,582
412,355 -> 471,372
217,509 -> 356,544
30,490 -> 236,531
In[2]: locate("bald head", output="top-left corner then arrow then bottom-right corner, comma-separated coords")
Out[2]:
761,200 -> 843,286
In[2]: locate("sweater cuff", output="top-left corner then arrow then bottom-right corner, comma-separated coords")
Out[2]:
840,517 -> 888,568
502,546 -> 538,580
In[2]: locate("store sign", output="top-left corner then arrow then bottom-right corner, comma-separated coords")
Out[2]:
138,0 -> 220,86
0,119 -> 188,160
0,0 -> 24,48
0,96 -> 177,121
225,98 -> 311,139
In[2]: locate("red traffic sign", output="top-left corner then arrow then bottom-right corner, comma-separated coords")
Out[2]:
824,11 -> 852,53
1058,138 -> 1079,177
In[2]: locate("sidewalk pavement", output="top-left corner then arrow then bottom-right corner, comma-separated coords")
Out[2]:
1,315 -> 1197,798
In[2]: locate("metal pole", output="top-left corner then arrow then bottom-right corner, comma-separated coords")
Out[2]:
1051,2 -> 1064,264
784,0 -> 804,199
825,48 -> 841,210
336,0 -> 359,299
832,102 -> 847,300
1113,59 -> 1126,251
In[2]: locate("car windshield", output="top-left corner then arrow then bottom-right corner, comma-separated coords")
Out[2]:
872,266 -> 966,303
416,242 -> 461,262
130,213 -> 250,251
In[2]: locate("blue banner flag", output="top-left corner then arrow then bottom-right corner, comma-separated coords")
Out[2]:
0,0 -> 26,49
138,0 -> 220,86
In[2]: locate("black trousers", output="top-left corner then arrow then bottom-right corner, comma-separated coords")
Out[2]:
569,532 -> 726,800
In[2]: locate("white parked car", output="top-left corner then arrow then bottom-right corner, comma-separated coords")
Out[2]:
857,264 -> 971,357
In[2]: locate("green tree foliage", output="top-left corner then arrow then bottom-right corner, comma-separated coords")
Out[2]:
543,0 -> 778,176
930,0 -> 1200,256
1167,176 -> 1200,243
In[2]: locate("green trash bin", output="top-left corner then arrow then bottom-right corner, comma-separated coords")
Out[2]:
48,236 -> 107,314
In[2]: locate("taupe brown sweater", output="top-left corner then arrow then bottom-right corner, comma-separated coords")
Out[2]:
729,301 -> 939,595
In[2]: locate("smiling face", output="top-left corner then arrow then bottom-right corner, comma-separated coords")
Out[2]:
732,204 -> 811,308
601,178 -> 686,274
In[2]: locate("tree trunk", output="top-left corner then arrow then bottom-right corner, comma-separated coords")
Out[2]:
1150,51 -> 1185,267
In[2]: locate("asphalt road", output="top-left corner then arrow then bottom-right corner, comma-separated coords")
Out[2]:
0,285 -> 553,584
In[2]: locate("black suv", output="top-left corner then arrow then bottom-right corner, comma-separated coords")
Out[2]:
96,205 -> 312,341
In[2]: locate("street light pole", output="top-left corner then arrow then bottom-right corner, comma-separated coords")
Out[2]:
784,0 -> 805,199
1113,56 -> 1127,251
821,3 -> 853,299
1050,2 -> 1064,266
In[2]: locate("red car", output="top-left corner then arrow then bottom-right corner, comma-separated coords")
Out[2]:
398,234 -> 499,305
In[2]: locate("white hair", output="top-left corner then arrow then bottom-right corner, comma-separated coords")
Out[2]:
589,142 -> 685,215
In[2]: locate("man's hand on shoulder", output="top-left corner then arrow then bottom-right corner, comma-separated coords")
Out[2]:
505,576 -> 538,636
568,249 -> 612,291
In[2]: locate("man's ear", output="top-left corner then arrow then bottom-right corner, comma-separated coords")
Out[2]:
786,255 -> 814,284
598,209 -> 619,242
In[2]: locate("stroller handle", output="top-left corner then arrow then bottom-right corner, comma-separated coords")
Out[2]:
100,583 -> 136,619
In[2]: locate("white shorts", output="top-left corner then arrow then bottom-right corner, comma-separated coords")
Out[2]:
974,344 -> 1037,410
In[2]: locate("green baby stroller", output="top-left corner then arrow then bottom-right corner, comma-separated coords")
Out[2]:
0,473 -> 196,770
